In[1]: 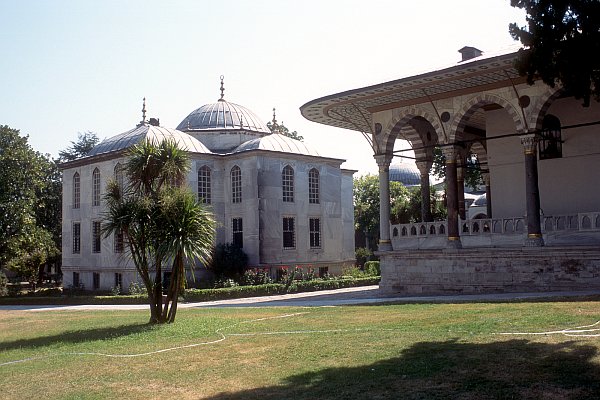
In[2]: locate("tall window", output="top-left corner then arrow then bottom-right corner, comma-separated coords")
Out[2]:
93,272 -> 100,290
114,163 -> 124,194
72,222 -> 81,254
114,273 -> 123,289
231,166 -> 242,203
232,218 -> 243,248
309,168 -> 319,204
92,168 -> 101,206
198,165 -> 212,204
73,172 -> 80,209
282,165 -> 294,202
539,114 -> 562,160
114,229 -> 124,253
283,217 -> 296,249
92,220 -> 101,253
73,272 -> 80,288
309,217 -> 321,249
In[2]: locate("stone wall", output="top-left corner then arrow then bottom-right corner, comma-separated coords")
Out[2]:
379,246 -> 600,295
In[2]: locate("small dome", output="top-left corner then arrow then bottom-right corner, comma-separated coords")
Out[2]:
389,162 -> 421,186
233,133 -> 320,156
87,124 -> 212,157
177,100 -> 270,134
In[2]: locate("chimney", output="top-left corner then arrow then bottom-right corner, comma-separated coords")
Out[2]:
458,46 -> 483,62
148,117 -> 160,126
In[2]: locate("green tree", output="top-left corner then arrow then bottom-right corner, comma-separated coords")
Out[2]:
0,126 -> 60,285
267,121 -> 304,141
58,131 -> 100,162
509,0 -> 600,106
431,147 -> 483,191
103,139 -> 216,324
353,175 -> 412,250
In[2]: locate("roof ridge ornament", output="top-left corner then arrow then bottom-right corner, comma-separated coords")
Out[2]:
219,75 -> 225,101
138,97 -> 147,126
271,107 -> 281,134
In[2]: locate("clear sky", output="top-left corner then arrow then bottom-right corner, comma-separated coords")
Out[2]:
0,0 -> 525,175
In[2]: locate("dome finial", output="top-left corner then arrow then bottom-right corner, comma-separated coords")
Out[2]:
219,75 -> 225,101
140,97 -> 147,126
271,107 -> 281,134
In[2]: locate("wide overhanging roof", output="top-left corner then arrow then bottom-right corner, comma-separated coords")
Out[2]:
300,48 -> 523,135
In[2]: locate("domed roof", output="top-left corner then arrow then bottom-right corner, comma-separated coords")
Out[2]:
389,162 -> 421,186
177,100 -> 270,133
233,133 -> 320,157
87,123 -> 212,157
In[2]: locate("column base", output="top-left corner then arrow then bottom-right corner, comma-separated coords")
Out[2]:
446,237 -> 462,249
378,240 -> 393,251
524,235 -> 545,247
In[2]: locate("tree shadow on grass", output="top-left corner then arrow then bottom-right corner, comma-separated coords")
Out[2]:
207,339 -> 600,400
0,323 -> 153,352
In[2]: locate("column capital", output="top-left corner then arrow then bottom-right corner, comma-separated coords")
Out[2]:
442,145 -> 460,163
374,154 -> 393,171
520,133 -> 538,155
415,160 -> 432,174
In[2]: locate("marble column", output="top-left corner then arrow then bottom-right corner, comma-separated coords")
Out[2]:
443,146 -> 462,248
457,161 -> 466,220
375,154 -> 393,251
520,134 -> 544,247
416,160 -> 433,222
482,172 -> 492,218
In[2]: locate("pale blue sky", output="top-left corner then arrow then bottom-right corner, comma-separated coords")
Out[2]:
0,0 -> 525,174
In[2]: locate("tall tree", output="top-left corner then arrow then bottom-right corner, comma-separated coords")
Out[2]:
0,125 -> 60,284
509,0 -> 600,106
103,139 -> 215,324
58,131 -> 100,162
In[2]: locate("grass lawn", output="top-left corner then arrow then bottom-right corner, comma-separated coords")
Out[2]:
1,301 -> 600,399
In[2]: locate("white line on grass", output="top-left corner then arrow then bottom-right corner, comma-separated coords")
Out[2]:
496,320 -> 600,337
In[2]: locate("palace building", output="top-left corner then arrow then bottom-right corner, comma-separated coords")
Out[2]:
301,46 -> 600,295
61,80 -> 355,291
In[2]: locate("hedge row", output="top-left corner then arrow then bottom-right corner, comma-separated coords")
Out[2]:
0,277 -> 380,306
183,277 -> 380,302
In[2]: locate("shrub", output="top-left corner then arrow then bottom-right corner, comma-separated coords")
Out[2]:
110,285 -> 122,296
355,247 -> 373,268
364,261 -> 381,276
341,266 -> 368,279
128,281 -> 147,295
213,278 -> 239,288
240,269 -> 273,286
209,243 -> 249,279
0,271 -> 8,297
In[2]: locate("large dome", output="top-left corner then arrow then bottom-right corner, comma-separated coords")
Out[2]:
233,133 -> 320,157
389,162 -> 421,186
87,124 -> 212,157
177,99 -> 271,134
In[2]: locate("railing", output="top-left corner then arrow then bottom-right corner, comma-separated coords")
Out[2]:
390,212 -> 600,248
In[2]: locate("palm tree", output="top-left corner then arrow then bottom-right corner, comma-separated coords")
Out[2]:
103,139 -> 215,324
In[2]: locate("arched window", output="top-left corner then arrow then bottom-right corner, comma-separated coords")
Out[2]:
92,168 -> 101,206
72,172 -> 80,209
198,165 -> 211,204
282,165 -> 294,202
309,168 -> 319,204
231,166 -> 242,203
114,163 -> 124,194
539,114 -> 562,160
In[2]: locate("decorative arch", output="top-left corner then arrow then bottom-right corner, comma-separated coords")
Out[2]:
448,93 -> 525,144
382,106 -> 444,156
92,167 -> 101,207
527,87 -> 564,131
282,165 -> 294,202
468,141 -> 488,169
230,165 -> 242,203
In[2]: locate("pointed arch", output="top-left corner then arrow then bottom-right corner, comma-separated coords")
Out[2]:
231,165 -> 242,203
282,165 -> 294,202
92,167 -> 101,206
72,172 -> 80,209
382,106 -> 443,160
198,165 -> 211,204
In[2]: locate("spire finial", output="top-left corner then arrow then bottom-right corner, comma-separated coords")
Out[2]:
271,107 -> 281,134
141,97 -> 147,125
219,75 -> 225,101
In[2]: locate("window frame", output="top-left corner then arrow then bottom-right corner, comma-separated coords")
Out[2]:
283,216 -> 296,249
73,172 -> 80,209
114,229 -> 124,253
92,220 -> 102,253
232,217 -> 243,248
198,165 -> 212,204
92,167 -> 101,207
231,165 -> 242,203
309,217 -> 321,249
309,168 -> 320,204
93,272 -> 100,290
72,222 -> 81,254
282,165 -> 294,203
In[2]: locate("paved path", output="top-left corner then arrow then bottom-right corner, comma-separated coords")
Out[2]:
2,286 -> 600,312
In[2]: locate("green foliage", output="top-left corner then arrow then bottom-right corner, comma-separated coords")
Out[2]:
102,138 -> 216,323
509,0 -> 600,106
0,125 -> 60,283
364,261 -> 381,276
110,285 -> 122,296
128,281 -> 147,295
57,131 -> 100,162
431,147 -> 483,191
355,247 -> 373,268
240,268 -> 274,286
0,271 -> 8,297
267,120 -> 304,141
209,243 -> 249,280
